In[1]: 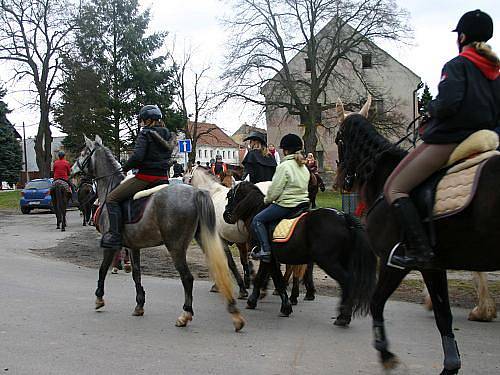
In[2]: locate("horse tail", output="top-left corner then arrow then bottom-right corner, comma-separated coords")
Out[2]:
344,214 -> 377,317
195,189 -> 235,303
55,185 -> 65,214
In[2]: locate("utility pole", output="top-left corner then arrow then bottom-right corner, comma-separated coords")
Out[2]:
22,122 -> 29,184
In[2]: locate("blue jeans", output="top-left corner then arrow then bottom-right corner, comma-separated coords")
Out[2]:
251,204 -> 295,253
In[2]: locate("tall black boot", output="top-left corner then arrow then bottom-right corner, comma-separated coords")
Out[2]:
390,197 -> 435,269
251,221 -> 272,263
101,202 -> 123,249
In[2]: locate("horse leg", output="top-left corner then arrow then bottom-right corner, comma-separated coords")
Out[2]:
269,259 -> 292,317
224,242 -> 248,299
129,248 -> 145,316
247,261 -> 268,309
237,243 -> 251,289
290,273 -> 300,306
469,272 -> 497,322
123,249 -> 132,273
95,248 -> 118,309
422,270 -> 461,375
370,266 -> 409,370
169,250 -> 195,327
303,262 -> 316,301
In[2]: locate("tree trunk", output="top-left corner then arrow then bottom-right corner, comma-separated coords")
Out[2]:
34,104 -> 52,178
302,110 -> 318,155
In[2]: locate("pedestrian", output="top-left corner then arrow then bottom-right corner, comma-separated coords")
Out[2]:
268,143 -> 281,164
241,131 -> 277,183
305,152 -> 325,191
172,160 -> 184,177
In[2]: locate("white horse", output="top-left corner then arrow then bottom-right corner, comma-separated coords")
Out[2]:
184,166 -> 271,296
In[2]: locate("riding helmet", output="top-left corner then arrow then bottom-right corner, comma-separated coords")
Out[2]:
216,154 -> 222,160
243,131 -> 267,146
138,105 -> 163,122
453,9 -> 493,43
58,150 -> 65,158
279,134 -> 303,153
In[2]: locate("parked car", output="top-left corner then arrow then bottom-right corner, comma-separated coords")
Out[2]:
20,178 -> 53,214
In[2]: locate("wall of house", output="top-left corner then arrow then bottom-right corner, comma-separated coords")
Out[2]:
174,145 -> 240,165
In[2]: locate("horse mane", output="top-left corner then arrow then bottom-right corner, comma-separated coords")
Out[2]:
233,182 -> 265,222
192,167 -> 226,193
339,114 -> 406,185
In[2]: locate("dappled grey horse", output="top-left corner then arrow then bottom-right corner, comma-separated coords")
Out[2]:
71,135 -> 245,331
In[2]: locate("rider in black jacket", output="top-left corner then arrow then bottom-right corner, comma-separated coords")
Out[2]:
241,131 -> 277,183
101,105 -> 174,249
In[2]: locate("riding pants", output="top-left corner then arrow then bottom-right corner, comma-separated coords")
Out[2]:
384,142 -> 457,204
251,204 -> 296,252
106,177 -> 151,204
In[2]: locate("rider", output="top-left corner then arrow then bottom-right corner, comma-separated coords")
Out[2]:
305,152 -> 325,192
52,151 -> 73,194
251,134 -> 310,262
172,160 -> 184,178
241,131 -> 277,183
211,154 -> 227,178
385,9 -> 500,269
101,105 -> 173,249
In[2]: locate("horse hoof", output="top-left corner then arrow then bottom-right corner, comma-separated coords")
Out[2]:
290,298 -> 298,306
232,313 -> 246,332
259,290 -> 267,300
246,298 -> 257,309
132,307 -> 144,316
83,222 -> 86,227
304,294 -> 315,301
440,369 -> 459,375
175,311 -> 193,327
95,298 -> 105,310
210,284 -> 219,293
56,226 -> 60,229
333,316 -> 351,327
61,228 -> 65,232
280,305 -> 292,317
382,354 -> 399,370
238,290 -> 249,300
124,263 -> 132,273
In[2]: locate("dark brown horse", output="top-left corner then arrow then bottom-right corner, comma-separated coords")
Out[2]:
77,180 -> 96,226
335,103 -> 500,374
223,181 -> 377,325
51,181 -> 71,231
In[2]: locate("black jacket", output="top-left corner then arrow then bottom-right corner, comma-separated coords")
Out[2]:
242,149 -> 277,183
172,163 -> 184,177
422,54 -> 500,144
122,126 -> 173,176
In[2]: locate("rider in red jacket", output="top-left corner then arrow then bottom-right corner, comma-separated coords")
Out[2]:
53,151 -> 71,180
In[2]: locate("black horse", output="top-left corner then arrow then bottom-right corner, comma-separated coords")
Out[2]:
77,179 -> 96,226
223,181 -> 376,325
335,108 -> 500,374
51,182 -> 71,231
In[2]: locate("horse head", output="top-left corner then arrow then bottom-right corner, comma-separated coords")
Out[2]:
223,181 -> 264,224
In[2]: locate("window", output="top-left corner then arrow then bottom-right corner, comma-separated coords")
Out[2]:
304,58 -> 311,72
223,151 -> 225,158
233,151 -> 236,159
198,149 -> 202,158
362,54 -> 372,69
210,150 -> 213,157
204,150 -> 207,158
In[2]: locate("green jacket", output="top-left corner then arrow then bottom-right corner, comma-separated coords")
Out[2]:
264,154 -> 310,207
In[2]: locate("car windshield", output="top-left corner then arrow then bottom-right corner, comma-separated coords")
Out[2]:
25,181 -> 51,190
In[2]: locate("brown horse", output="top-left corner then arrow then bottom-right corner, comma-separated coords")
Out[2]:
51,181 -> 71,232
77,180 -> 96,226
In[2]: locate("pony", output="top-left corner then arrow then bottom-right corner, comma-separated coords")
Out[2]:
50,181 -> 71,231
71,135 -> 245,332
335,97 -> 500,374
223,181 -> 377,325
77,179 -> 96,226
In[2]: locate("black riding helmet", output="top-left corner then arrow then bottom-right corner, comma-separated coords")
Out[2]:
279,134 -> 303,153
453,9 -> 493,45
138,105 -> 163,122
243,131 -> 267,146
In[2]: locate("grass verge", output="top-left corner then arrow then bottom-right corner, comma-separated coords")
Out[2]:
0,190 -> 20,212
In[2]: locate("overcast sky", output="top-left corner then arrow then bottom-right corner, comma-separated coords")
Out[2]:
3,0 -> 499,138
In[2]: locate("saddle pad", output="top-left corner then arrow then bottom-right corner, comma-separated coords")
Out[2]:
272,213 -> 308,243
446,130 -> 499,167
433,159 -> 487,218
52,179 -> 72,194
133,184 -> 168,200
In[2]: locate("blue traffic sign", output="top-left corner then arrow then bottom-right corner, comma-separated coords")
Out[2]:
178,139 -> 192,153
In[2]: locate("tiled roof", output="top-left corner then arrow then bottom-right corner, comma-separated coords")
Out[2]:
188,121 -> 239,148
232,123 -> 267,136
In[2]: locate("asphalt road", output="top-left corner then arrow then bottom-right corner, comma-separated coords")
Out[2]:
0,211 -> 499,375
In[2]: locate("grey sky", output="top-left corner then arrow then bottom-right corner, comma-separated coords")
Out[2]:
3,0 -> 499,137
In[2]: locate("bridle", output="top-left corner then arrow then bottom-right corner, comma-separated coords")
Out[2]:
76,146 -> 122,181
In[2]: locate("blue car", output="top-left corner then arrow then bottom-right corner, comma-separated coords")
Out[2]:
20,178 -> 53,214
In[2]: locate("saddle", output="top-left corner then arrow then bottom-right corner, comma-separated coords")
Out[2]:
411,130 -> 500,224
270,202 -> 310,243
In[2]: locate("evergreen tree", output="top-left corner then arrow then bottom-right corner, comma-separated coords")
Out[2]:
0,88 -> 22,185
58,0 -> 181,159
418,84 -> 433,114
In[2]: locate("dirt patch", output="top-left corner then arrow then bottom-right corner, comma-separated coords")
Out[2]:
32,228 -> 500,309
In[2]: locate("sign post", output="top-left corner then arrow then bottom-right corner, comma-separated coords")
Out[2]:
178,139 -> 192,170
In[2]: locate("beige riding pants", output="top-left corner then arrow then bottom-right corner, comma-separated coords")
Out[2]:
106,177 -> 151,204
384,143 -> 457,204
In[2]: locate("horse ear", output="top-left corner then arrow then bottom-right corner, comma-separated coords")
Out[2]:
336,98 -> 345,123
84,134 -> 93,149
359,95 -> 372,118
95,134 -> 103,146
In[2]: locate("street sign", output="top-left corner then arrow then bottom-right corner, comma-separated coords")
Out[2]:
178,139 -> 192,153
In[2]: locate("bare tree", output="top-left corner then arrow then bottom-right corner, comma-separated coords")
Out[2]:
170,48 -> 222,165
0,0 -> 75,177
222,0 -> 411,153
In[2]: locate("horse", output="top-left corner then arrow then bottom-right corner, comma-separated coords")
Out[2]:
223,181 -> 377,325
335,97 -> 500,374
308,172 -> 319,209
77,179 -> 96,226
71,135 -> 245,332
50,181 -> 71,231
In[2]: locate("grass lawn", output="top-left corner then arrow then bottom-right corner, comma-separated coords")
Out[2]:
315,191 -> 342,209
0,190 -> 21,211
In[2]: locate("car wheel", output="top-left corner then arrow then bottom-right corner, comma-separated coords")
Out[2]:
21,206 -> 31,214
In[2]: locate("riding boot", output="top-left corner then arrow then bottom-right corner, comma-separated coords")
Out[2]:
390,197 -> 435,269
251,221 -> 272,263
101,202 -> 123,249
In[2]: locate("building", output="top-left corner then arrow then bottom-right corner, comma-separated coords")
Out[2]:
175,121 -> 240,166
261,19 -> 421,182
20,136 -> 65,183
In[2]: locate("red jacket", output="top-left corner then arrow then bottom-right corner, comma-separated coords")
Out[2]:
53,159 -> 71,180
